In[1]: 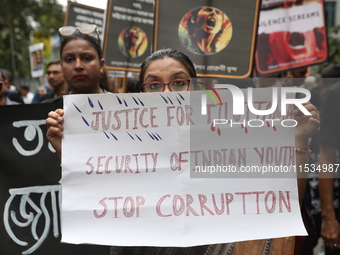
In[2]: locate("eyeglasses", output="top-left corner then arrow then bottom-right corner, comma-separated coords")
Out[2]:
59,25 -> 100,42
142,79 -> 190,92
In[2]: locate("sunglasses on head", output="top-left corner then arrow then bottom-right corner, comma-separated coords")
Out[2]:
59,25 -> 100,42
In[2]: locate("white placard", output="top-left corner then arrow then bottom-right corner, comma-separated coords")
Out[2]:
61,89 -> 306,247
29,43 -> 44,78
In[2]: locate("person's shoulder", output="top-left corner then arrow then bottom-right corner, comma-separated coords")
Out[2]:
329,81 -> 340,93
27,92 -> 34,99
324,82 -> 340,104
5,97 -> 20,105
40,90 -> 55,101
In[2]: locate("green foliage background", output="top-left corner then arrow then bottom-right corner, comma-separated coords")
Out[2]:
311,25 -> 340,76
0,0 -> 64,79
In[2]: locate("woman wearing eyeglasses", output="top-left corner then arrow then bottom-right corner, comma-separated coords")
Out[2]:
47,43 -> 320,253
109,48 -> 319,254
140,48 -> 196,93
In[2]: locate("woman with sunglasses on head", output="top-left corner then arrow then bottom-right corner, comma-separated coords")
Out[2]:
58,25 -> 107,95
46,47 -> 194,157
46,25 -> 108,157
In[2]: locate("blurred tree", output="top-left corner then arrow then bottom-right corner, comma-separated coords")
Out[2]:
0,0 -> 64,78
314,25 -> 340,76
326,25 -> 340,65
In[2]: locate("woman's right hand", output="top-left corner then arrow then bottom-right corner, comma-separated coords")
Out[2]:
46,109 -> 64,159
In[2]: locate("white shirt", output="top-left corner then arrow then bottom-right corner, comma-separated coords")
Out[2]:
22,92 -> 34,104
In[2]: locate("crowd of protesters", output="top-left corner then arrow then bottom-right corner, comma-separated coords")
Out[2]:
2,27 -> 340,254
2,59 -> 340,252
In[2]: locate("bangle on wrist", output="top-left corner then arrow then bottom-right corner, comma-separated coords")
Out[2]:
296,142 -> 311,154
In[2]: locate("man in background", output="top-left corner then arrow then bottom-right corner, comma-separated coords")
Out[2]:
1,68 -> 23,104
19,85 -> 34,104
40,60 -> 67,102
0,69 -> 19,105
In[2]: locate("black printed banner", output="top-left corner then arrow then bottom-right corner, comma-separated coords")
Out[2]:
154,0 -> 261,78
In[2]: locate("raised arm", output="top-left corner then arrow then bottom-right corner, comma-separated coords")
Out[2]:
293,102 -> 320,203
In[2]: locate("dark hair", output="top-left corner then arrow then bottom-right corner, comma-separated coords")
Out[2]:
59,33 -> 108,91
310,86 -> 328,111
139,48 -> 196,89
20,85 -> 30,91
322,64 -> 340,78
123,27 -> 143,57
127,79 -> 141,93
47,59 -> 61,69
187,7 -> 224,54
60,33 -> 102,60
1,69 -> 13,83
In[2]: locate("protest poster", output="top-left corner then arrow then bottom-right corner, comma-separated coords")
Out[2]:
29,43 -> 45,78
153,0 -> 261,78
64,2 -> 105,43
103,0 -> 154,72
61,86 -> 306,247
255,0 -> 328,76
0,103 -> 109,254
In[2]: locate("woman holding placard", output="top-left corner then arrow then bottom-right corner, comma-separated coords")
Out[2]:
47,44 -> 320,254
46,24 -> 108,157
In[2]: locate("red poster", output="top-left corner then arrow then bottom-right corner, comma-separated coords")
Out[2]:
255,0 -> 328,76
